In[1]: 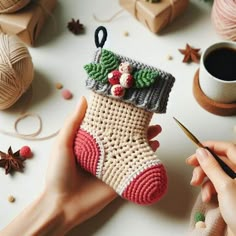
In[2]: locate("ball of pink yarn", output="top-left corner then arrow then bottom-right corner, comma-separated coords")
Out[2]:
211,0 -> 236,41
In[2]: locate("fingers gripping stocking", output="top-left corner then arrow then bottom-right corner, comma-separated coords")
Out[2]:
74,26 -> 175,205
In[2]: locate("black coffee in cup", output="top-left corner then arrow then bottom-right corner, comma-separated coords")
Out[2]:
204,47 -> 236,82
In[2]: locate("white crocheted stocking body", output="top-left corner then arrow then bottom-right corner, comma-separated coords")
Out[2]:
74,92 -> 167,205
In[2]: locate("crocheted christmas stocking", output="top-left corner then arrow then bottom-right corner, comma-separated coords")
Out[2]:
74,26 -> 175,205
189,194 -> 226,236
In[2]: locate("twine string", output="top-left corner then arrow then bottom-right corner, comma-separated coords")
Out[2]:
0,86 -> 59,141
13,112 -> 59,141
14,113 -> 42,138
93,9 -> 124,23
0,119 -> 59,141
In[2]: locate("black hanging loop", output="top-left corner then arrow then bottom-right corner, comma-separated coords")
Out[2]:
94,26 -> 107,48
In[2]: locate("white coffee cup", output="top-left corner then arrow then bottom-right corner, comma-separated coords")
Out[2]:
199,41 -> 236,104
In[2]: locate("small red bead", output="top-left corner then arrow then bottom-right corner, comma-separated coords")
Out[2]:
111,84 -> 125,98
20,146 -> 32,158
108,70 -> 121,85
119,62 -> 132,74
62,89 -> 73,100
120,73 -> 133,88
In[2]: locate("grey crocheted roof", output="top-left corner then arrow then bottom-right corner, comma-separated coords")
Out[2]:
85,48 -> 175,113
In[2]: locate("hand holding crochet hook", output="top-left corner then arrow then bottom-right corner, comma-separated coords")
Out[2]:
174,117 -> 236,235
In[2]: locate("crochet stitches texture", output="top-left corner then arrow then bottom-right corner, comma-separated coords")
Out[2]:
86,48 -> 175,113
75,93 -> 168,204
74,43 -> 175,205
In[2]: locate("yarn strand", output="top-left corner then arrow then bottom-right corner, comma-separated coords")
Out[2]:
93,9 -> 124,23
0,114 -> 59,141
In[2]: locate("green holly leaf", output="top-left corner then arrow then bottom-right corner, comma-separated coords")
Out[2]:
133,69 -> 159,88
84,63 -> 108,83
100,49 -> 119,71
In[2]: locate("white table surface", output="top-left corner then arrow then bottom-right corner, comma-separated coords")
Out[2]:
0,0 -> 235,235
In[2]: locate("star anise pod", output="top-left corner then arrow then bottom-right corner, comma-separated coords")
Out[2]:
179,44 -> 201,63
67,18 -> 84,35
0,147 -> 25,175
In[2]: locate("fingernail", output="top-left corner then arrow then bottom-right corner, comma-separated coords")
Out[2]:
185,156 -> 192,164
202,189 -> 211,203
77,96 -> 85,108
190,170 -> 197,185
154,125 -> 162,132
196,148 -> 209,161
149,140 -> 160,152
151,125 -> 162,134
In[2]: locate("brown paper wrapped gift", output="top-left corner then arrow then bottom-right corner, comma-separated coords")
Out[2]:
119,0 -> 189,33
0,0 -> 57,46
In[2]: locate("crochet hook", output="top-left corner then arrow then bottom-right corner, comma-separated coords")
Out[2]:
173,117 -> 236,179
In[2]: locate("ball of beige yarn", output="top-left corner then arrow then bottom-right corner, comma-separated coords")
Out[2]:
0,0 -> 31,13
0,33 -> 34,110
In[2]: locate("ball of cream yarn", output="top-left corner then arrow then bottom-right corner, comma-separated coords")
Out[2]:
0,0 -> 31,13
0,33 -> 34,110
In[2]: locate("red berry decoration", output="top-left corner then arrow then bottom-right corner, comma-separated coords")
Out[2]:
120,73 -> 133,88
108,70 -> 121,85
20,146 -> 32,158
119,62 -> 132,74
111,85 -> 125,98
